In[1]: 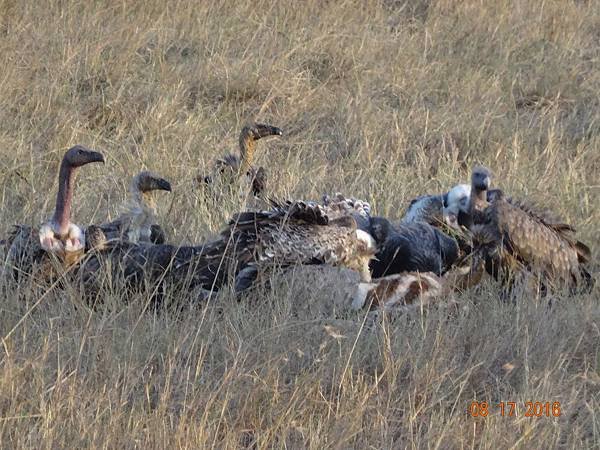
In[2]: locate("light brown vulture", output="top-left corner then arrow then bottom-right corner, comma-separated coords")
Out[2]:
467,165 -> 592,290
217,199 -> 377,290
3,145 -> 104,275
91,171 -> 171,245
201,122 -> 283,199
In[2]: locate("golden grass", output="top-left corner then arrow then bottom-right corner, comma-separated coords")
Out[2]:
0,0 -> 599,447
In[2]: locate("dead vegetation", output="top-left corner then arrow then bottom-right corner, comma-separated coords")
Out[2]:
0,0 -> 598,447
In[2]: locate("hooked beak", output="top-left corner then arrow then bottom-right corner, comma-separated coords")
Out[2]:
255,124 -> 283,138
156,178 -> 172,192
443,209 -> 461,229
88,151 -> 105,164
473,178 -> 490,191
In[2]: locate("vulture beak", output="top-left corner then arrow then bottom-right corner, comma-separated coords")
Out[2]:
155,178 -> 172,192
443,210 -> 460,229
88,151 -> 105,164
255,124 -> 283,138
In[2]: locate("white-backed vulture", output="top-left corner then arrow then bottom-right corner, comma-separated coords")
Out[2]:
201,122 -> 283,199
93,171 -> 171,245
467,165 -> 592,290
441,184 -> 471,228
401,193 -> 445,225
225,200 -> 377,290
3,145 -> 104,275
401,184 -> 474,229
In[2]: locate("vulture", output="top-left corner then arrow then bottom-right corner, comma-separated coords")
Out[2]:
201,122 -> 283,199
401,183 -> 472,228
222,199 -> 377,291
78,200 -> 377,298
317,192 -> 466,279
78,226 -> 219,301
92,171 -> 172,245
400,192 -> 445,225
4,145 -> 104,275
367,216 -> 460,278
467,165 -> 592,290
441,184 -> 471,228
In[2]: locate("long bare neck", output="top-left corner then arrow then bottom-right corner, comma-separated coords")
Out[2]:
469,185 -> 487,213
239,135 -> 256,175
52,161 -> 76,235
130,187 -> 157,216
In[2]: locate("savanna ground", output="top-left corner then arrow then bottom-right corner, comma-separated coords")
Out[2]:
0,0 -> 599,448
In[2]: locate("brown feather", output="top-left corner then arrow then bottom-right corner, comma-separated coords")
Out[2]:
476,195 -> 589,288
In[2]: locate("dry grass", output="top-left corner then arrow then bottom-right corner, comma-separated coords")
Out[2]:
0,0 -> 599,447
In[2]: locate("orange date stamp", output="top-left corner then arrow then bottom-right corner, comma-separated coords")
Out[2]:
469,401 -> 561,418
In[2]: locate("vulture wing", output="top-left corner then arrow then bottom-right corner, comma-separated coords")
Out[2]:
486,196 -> 589,286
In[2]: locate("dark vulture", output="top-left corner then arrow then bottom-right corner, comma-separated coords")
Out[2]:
317,192 -> 466,279
367,216 -> 460,278
91,171 -> 172,245
201,122 -> 283,199
467,165 -> 592,290
78,226 -> 219,301
77,200 -> 377,298
4,145 -> 104,275
365,184 -> 475,278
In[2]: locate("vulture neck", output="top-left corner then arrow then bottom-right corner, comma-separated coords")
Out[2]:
132,189 -> 158,215
52,161 -> 76,236
238,134 -> 256,175
470,186 -> 487,213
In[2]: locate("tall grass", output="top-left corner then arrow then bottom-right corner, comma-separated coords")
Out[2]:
0,0 -> 598,447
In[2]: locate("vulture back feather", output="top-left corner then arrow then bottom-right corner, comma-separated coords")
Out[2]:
225,200 -> 376,282
472,183 -> 592,289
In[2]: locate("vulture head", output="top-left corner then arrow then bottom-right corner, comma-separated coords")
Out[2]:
442,184 -> 471,228
367,216 -> 394,245
63,145 -> 105,168
239,123 -> 283,166
241,123 -> 284,142
348,227 -> 377,282
471,165 -> 492,193
132,171 -> 172,194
